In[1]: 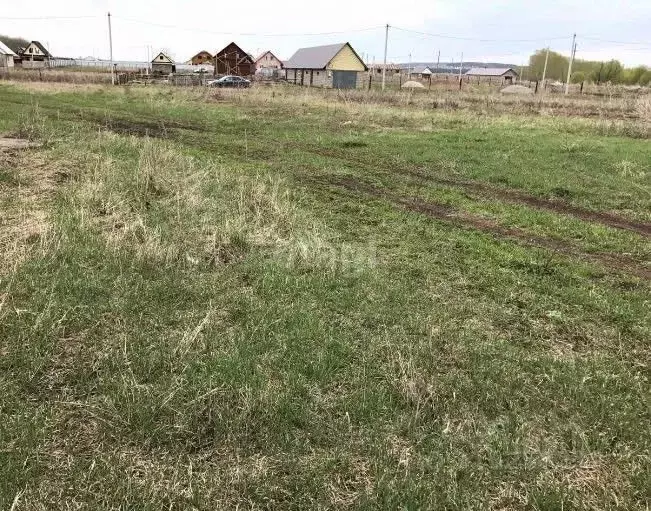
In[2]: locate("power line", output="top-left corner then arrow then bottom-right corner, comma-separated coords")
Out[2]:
113,16 -> 382,37
0,15 -> 99,20
581,35 -> 650,46
391,26 -> 571,44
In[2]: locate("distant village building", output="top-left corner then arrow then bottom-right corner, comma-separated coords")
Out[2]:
189,51 -> 213,66
214,42 -> 255,76
465,67 -> 518,83
151,52 -> 175,74
410,66 -> 433,79
254,50 -> 283,76
0,41 -> 17,69
18,41 -> 52,68
285,42 -> 367,89
366,62 -> 401,76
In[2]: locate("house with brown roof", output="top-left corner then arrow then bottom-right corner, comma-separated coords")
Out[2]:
284,42 -> 367,89
189,50 -> 213,66
214,42 -> 255,76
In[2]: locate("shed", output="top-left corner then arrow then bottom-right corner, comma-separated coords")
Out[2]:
189,50 -> 213,66
285,42 -> 367,89
214,42 -> 255,76
151,52 -> 175,75
465,67 -> 518,83
0,41 -> 17,69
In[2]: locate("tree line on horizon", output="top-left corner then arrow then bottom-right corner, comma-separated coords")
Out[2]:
526,48 -> 651,85
0,35 -> 29,54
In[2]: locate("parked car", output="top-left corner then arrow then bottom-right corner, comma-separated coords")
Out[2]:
206,75 -> 251,88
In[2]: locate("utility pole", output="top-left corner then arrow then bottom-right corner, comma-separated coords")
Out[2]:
408,53 -> 412,78
541,46 -> 550,91
565,33 -> 576,95
382,23 -> 389,91
458,52 -> 463,81
436,50 -> 440,71
108,12 -> 114,85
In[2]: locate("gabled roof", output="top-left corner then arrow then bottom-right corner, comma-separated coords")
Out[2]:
465,67 -> 518,77
25,41 -> 52,57
152,51 -> 174,64
254,50 -> 282,64
286,42 -> 366,70
215,42 -> 254,63
190,50 -> 213,58
0,41 -> 17,57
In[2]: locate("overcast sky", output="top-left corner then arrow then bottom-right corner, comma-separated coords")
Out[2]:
2,0 -> 650,66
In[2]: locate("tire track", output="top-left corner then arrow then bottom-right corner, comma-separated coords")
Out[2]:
306,174 -> 650,281
290,142 -> 651,238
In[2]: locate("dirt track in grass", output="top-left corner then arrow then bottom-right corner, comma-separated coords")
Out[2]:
294,143 -> 651,238
307,174 -> 650,281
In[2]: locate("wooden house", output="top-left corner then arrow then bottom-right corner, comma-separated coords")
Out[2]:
18,41 -> 51,68
190,51 -> 213,66
151,52 -> 175,74
284,42 -> 367,89
214,42 -> 255,76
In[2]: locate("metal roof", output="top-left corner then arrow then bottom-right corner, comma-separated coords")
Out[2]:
286,42 -> 366,70
411,66 -> 432,74
465,67 -> 517,77
0,41 -> 17,56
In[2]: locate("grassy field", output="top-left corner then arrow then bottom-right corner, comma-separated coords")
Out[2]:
0,82 -> 649,510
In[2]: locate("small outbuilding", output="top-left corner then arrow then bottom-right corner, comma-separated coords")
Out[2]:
151,52 -> 175,75
285,42 -> 367,89
465,67 -> 518,84
214,42 -> 255,76
0,41 -> 17,69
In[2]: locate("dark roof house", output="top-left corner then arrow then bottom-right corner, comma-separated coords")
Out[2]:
285,42 -> 367,89
214,42 -> 255,76
19,41 -> 52,60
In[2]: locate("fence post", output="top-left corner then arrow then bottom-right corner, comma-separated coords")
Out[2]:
368,73 -> 372,91
580,81 -> 584,94
535,80 -> 539,94
459,78 -> 462,90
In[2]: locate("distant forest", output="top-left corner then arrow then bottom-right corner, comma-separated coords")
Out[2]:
0,34 -> 29,53
527,49 -> 651,85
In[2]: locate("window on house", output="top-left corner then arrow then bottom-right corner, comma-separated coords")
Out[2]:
316,71 -> 319,76
160,55 -> 164,60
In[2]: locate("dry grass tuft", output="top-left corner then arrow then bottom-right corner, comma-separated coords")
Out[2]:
636,97 -> 651,122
